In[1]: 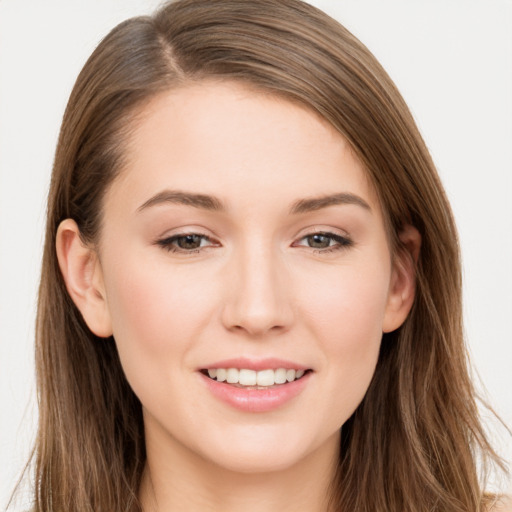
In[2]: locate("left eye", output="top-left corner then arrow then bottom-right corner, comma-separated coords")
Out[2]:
295,232 -> 351,250
157,233 -> 214,252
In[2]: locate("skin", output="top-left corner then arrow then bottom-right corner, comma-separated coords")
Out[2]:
57,81 -> 419,511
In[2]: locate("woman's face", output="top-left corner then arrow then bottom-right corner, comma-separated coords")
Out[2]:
89,82 -> 413,473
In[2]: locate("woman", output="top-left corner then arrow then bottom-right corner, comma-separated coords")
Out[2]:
10,0 -> 510,510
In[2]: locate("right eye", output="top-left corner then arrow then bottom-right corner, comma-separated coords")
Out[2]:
157,233 -> 217,253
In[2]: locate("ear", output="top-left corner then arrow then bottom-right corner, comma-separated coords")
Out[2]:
56,219 -> 113,337
382,225 -> 421,333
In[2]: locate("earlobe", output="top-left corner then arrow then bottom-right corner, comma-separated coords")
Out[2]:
56,219 -> 113,337
382,225 -> 421,333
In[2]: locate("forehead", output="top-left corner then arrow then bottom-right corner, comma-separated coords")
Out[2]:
106,81 -> 381,218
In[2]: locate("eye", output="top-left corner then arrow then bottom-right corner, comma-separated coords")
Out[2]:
294,232 -> 352,252
157,233 -> 217,253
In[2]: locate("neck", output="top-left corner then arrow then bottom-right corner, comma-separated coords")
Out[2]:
139,424 -> 340,512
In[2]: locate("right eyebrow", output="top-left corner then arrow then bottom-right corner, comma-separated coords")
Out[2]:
137,190 -> 225,213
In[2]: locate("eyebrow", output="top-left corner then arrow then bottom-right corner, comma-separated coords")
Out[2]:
290,192 -> 371,214
137,189 -> 371,214
137,190 -> 224,212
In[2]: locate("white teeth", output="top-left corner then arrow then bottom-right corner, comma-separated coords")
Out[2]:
226,368 -> 239,384
206,367 -> 307,386
274,368 -> 287,384
239,369 -> 257,386
256,369 -> 275,386
286,369 -> 296,382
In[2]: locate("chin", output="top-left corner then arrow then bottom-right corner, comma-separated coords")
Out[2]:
206,446 -> 306,475
196,423 -> 339,475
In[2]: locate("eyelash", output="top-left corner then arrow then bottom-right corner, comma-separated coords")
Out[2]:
156,231 -> 353,255
294,231 -> 353,253
156,232 -> 215,253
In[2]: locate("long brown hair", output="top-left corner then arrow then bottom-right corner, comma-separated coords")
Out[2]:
26,0 -> 506,510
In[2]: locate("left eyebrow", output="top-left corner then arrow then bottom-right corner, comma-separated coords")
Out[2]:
290,192 -> 372,214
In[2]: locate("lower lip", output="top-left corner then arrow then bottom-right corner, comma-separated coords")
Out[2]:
200,372 -> 312,413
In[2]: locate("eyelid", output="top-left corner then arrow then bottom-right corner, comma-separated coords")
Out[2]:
155,230 -> 220,253
292,226 -> 350,242
291,227 -> 353,253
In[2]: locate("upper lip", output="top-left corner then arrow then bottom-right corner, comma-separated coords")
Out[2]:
199,357 -> 311,372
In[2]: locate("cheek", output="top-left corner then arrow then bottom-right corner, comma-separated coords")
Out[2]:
300,257 -> 391,342
296,256 -> 390,413
102,252 -> 217,373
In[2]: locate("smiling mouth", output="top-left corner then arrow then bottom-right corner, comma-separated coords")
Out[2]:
200,368 -> 311,389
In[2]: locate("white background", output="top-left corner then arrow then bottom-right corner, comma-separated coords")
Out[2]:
1,0 -> 511,507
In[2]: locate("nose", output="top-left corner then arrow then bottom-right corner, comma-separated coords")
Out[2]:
221,243 -> 294,337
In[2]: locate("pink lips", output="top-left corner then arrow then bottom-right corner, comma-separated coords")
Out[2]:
199,358 -> 312,413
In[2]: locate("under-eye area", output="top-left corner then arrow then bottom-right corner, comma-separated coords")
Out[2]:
201,368 -> 313,388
